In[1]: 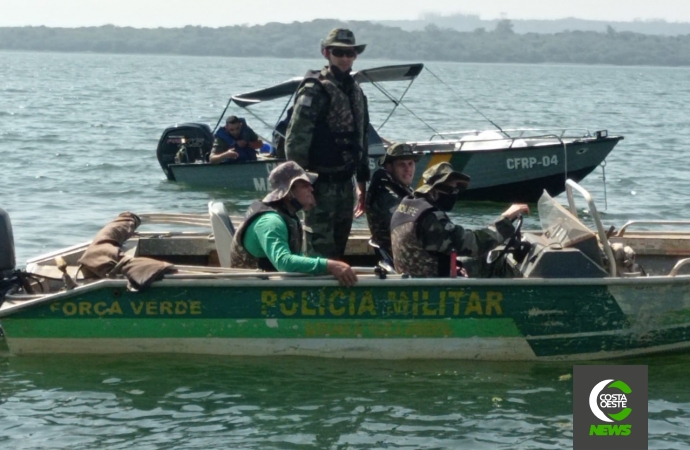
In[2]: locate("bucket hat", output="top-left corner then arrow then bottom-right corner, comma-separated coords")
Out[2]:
378,142 -> 421,166
263,161 -> 318,203
414,162 -> 470,194
321,28 -> 366,54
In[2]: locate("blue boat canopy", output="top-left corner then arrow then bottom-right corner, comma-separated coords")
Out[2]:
231,63 -> 424,108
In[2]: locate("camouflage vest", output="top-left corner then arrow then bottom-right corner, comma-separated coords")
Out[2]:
365,168 -> 413,254
390,196 -> 448,277
229,200 -> 303,271
301,68 -> 366,174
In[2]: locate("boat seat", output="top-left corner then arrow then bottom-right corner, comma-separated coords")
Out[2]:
208,201 -> 236,267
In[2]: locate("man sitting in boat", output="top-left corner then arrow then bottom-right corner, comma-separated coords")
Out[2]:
391,162 -> 529,277
229,161 -> 358,287
209,116 -> 263,164
365,142 -> 419,259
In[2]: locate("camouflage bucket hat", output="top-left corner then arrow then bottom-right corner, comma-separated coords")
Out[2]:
414,162 -> 471,194
378,142 -> 421,166
263,161 -> 318,203
322,28 -> 366,54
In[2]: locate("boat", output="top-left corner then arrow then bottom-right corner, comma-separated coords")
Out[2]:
3,180 -> 690,360
155,63 -> 623,203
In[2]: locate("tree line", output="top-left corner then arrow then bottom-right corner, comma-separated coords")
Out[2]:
1,19 -> 689,66
379,13 -> 690,36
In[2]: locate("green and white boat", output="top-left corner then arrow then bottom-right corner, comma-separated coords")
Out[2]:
156,63 -> 623,202
2,181 -> 689,360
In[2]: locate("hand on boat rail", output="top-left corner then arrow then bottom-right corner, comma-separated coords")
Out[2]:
326,260 -> 358,288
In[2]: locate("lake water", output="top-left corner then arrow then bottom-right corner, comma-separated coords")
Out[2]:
2,51 -> 690,448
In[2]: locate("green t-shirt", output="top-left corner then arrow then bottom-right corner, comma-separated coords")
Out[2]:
243,212 -> 328,275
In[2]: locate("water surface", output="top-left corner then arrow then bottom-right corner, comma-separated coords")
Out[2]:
2,52 -> 690,448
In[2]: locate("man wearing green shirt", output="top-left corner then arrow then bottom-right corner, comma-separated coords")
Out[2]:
229,161 -> 358,287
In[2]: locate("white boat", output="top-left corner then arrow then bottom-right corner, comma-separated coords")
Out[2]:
155,63 -> 623,202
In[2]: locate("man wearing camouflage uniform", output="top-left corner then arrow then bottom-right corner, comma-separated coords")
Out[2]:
390,162 -> 530,277
230,161 -> 358,287
365,142 -> 420,258
285,28 -> 370,258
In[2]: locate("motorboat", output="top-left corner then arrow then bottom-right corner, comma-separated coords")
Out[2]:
2,180 -> 689,360
155,63 -> 622,202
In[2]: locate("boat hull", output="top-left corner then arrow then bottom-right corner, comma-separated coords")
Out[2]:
3,275 -> 690,360
167,137 -> 621,202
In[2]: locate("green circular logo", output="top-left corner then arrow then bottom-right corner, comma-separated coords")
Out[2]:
589,379 -> 632,422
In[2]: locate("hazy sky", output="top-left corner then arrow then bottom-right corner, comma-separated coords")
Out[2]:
2,0 -> 689,27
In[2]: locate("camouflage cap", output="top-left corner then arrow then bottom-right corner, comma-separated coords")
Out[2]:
262,161 -> 318,203
321,28 -> 366,54
378,142 -> 421,166
414,162 -> 470,194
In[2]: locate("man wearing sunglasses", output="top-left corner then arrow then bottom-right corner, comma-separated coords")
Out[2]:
390,162 -> 530,277
285,28 -> 370,259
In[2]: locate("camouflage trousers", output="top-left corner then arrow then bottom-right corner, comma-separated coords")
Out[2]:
304,178 -> 355,258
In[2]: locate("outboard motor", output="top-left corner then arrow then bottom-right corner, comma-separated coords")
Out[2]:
1,207 -> 17,300
156,123 -> 214,181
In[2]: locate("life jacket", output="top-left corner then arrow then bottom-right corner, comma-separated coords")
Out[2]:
299,67 -> 366,174
229,200 -> 303,271
365,168 -> 413,254
214,118 -> 258,162
390,196 -> 450,277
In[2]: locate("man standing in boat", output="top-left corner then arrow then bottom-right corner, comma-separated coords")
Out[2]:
365,142 -> 420,259
391,162 -> 530,278
285,28 -> 370,259
209,116 -> 263,164
230,161 -> 358,287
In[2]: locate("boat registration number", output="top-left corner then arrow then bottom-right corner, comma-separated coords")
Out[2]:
507,155 -> 558,170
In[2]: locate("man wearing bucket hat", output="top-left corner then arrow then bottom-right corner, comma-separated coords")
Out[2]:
390,162 -> 530,277
230,161 -> 358,287
365,142 -> 420,258
285,28 -> 370,259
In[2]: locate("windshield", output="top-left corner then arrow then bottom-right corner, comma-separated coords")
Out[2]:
538,191 -> 596,247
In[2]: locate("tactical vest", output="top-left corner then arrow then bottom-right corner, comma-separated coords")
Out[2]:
366,169 -> 413,252
300,68 -> 366,174
229,200 -> 303,271
390,196 -> 450,277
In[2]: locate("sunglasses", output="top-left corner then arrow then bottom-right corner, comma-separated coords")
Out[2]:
329,48 -> 357,58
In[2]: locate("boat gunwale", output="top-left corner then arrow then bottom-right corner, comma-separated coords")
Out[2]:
4,272 -> 690,318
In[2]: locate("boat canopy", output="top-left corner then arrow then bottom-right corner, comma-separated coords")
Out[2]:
231,63 -> 424,108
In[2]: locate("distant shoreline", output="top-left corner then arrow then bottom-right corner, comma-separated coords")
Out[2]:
2,20 -> 689,67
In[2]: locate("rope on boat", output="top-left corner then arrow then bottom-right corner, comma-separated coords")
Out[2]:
424,66 -> 504,134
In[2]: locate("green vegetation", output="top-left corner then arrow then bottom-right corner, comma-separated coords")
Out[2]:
1,19 -> 689,66
379,13 -> 690,36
